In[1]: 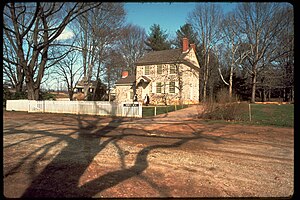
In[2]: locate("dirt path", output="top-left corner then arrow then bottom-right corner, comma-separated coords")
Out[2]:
3,107 -> 294,198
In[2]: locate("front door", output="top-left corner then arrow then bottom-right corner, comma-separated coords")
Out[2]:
141,82 -> 150,101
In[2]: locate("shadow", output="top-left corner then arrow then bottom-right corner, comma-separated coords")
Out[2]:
20,114 -> 122,197
4,111 -> 227,198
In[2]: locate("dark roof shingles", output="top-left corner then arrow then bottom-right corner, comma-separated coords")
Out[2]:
135,49 -> 189,65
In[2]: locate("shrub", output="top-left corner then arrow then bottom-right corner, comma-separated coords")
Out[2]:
13,91 -> 27,99
39,91 -> 56,100
3,89 -> 28,107
199,89 -> 247,121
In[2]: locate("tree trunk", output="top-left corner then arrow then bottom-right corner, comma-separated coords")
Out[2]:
251,73 -> 256,103
177,64 -> 183,105
198,71 -> 202,102
203,52 -> 210,102
203,79 -> 207,102
68,90 -> 74,100
27,81 -> 39,100
262,88 -> 267,102
15,67 -> 24,93
84,85 -> 89,100
15,82 -> 23,94
229,65 -> 233,100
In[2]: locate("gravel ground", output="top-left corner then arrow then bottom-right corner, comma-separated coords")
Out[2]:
3,106 -> 294,198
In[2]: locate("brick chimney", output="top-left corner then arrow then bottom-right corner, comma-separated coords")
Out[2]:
190,43 -> 196,52
182,37 -> 189,52
122,71 -> 128,78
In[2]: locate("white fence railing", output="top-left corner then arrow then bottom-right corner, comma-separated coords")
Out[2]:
6,100 -> 142,118
6,99 -> 29,111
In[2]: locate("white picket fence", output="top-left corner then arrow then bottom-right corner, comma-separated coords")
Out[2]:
6,100 -> 142,118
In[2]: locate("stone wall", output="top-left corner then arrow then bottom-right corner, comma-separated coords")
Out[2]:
135,62 -> 199,105
115,85 -> 133,103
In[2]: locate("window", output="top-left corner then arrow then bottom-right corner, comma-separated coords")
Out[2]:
157,65 -> 162,74
145,66 -> 150,75
156,82 -> 162,93
169,82 -> 175,93
170,64 -> 176,74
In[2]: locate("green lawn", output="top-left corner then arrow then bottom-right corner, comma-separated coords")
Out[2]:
142,105 -> 188,117
142,103 -> 294,128
247,104 -> 294,127
200,103 -> 294,128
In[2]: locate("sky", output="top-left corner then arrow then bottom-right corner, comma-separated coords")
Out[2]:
124,2 -> 237,38
46,2 -> 239,90
56,3 -> 238,42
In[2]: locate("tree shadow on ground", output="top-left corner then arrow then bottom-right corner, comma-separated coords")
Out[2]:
4,112 -> 226,198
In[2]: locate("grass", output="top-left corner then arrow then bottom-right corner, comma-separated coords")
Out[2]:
199,103 -> 294,128
142,104 -> 188,117
247,104 -> 294,127
143,103 -> 294,127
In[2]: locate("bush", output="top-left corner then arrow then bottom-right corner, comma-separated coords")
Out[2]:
13,91 -> 27,99
39,91 -> 56,100
199,89 -> 247,121
3,88 -> 28,107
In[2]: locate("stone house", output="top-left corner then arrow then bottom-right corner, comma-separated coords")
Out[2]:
115,38 -> 200,105
115,71 -> 136,102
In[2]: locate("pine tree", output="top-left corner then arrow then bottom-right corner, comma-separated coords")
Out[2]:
173,24 -> 198,48
145,24 -> 171,51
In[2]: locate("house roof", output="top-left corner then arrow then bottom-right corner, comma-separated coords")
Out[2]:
135,48 -> 190,65
115,75 -> 136,85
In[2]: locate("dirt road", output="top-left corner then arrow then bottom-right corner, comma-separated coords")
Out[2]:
3,106 -> 294,198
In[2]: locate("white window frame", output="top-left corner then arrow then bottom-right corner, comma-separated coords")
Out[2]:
169,81 -> 176,93
169,64 -> 176,74
156,82 -> 162,93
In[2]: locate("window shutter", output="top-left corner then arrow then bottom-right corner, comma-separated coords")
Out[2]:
152,82 -> 156,93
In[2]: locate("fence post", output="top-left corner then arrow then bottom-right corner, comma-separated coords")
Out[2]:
249,103 -> 252,121
154,106 -> 157,116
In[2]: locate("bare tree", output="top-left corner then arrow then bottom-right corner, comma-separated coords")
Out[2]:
118,24 -> 146,76
271,6 -> 294,102
73,3 -> 125,100
235,3 -> 291,103
3,36 -> 25,93
103,50 -> 126,101
216,12 -> 251,99
54,49 -> 83,100
188,3 -> 223,102
3,2 -> 102,100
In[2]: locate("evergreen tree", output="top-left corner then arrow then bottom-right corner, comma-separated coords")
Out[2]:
145,24 -> 171,51
173,23 -> 199,48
